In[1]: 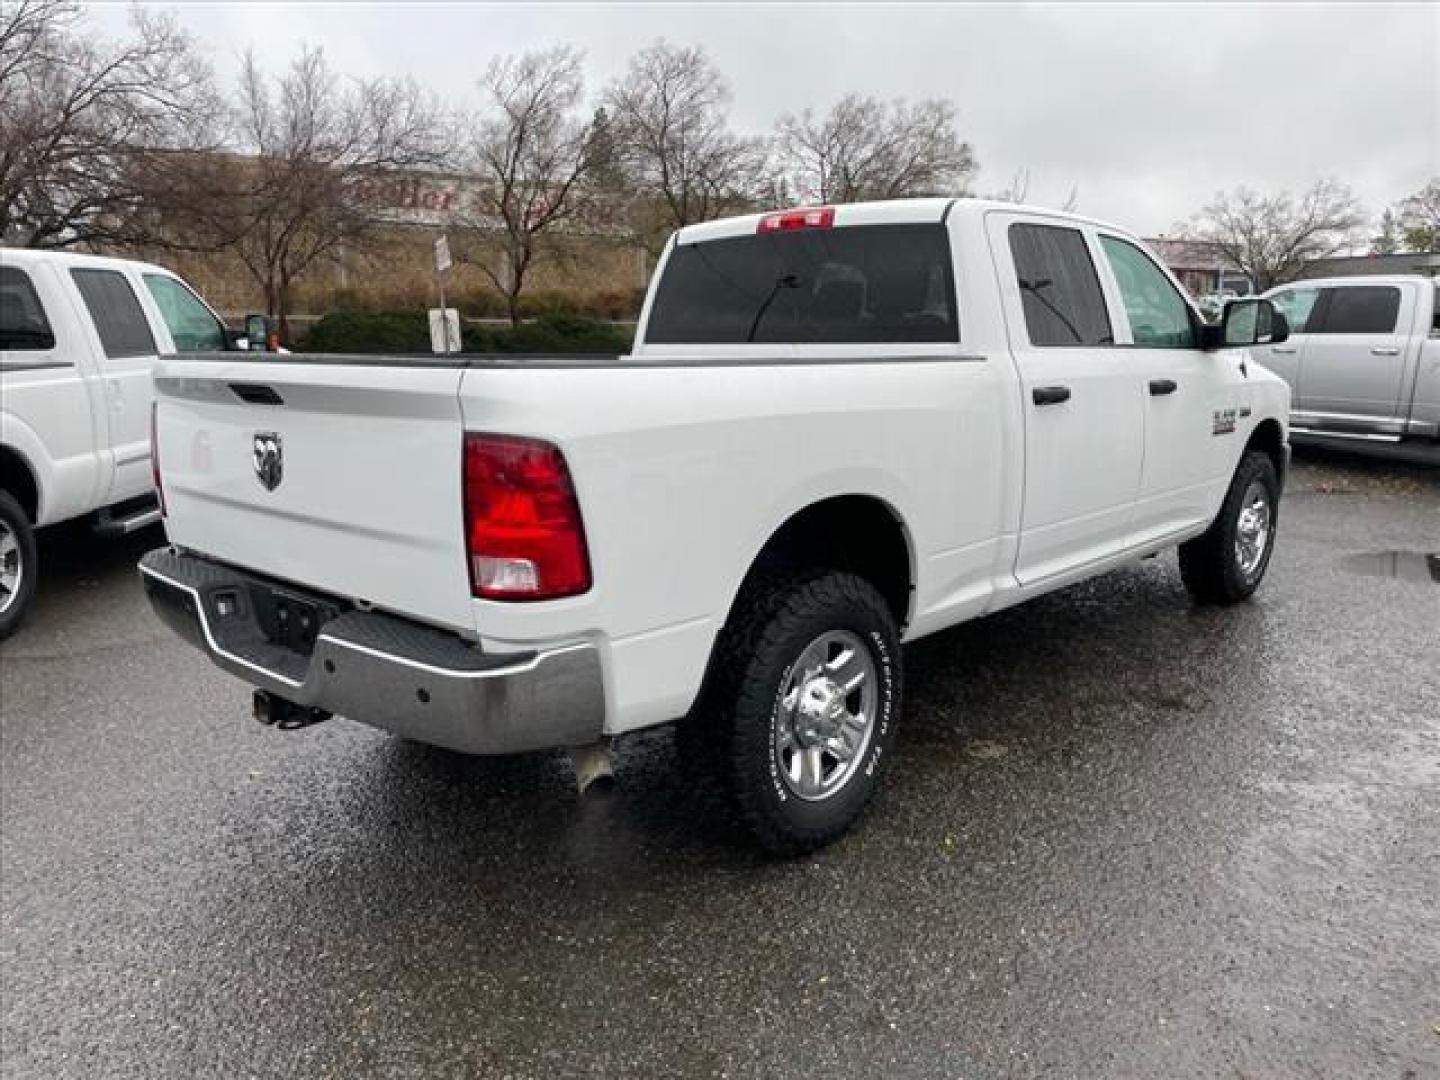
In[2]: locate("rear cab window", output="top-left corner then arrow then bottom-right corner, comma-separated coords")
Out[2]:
644,223 -> 958,346
70,269 -> 156,359
0,266 -> 56,352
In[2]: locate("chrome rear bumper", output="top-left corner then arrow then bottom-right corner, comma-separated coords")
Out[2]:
138,548 -> 604,755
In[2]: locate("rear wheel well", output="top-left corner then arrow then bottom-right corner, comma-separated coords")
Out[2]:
736,495 -> 913,629
1245,419 -> 1286,483
0,447 -> 38,523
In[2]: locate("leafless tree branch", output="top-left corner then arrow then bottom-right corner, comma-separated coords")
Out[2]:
0,0 -> 224,249
601,39 -> 766,256
1394,178 -> 1440,252
196,45 -> 445,340
1180,179 -> 1366,290
458,47 -> 599,325
770,94 -> 976,205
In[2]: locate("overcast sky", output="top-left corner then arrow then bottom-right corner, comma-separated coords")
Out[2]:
91,1 -> 1438,235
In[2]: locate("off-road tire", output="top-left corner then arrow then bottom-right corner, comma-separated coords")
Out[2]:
691,570 -> 902,856
1179,451 -> 1280,604
0,489 -> 38,641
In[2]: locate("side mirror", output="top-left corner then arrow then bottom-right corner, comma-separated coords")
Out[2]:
243,313 -> 273,352
1218,298 -> 1289,348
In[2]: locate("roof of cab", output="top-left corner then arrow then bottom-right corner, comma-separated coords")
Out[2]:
0,246 -> 173,276
1263,274 -> 1438,292
671,196 -> 1134,247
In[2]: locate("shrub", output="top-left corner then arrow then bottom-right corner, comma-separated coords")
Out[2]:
517,288 -> 647,321
578,288 -> 648,321
300,309 -> 431,354
450,287 -> 509,319
499,313 -> 635,354
300,309 -> 635,356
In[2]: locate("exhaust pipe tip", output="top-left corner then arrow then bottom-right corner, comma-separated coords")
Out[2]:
568,740 -> 615,794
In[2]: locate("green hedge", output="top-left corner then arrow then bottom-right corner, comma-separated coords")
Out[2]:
300,310 -> 634,355
300,310 -> 431,353
313,287 -> 647,322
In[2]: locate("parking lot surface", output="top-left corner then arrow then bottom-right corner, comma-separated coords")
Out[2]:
2,449 -> 1437,1079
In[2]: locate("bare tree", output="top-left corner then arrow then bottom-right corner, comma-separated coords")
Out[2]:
603,40 -> 765,254
987,168 -> 1079,212
215,47 -> 443,341
459,47 -> 599,327
1370,208 -> 1402,255
769,95 -> 976,205
1183,179 -> 1367,290
0,0 -> 221,248
1395,178 -> 1440,251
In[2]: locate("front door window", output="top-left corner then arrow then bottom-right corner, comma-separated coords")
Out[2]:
1098,236 -> 1195,348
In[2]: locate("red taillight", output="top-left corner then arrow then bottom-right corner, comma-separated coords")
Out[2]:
150,401 -> 166,518
463,433 -> 590,601
757,206 -> 835,233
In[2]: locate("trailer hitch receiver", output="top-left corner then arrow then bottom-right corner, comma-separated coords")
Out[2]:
253,690 -> 331,731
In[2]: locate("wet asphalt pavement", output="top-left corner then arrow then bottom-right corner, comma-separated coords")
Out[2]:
2,448 -> 1437,1079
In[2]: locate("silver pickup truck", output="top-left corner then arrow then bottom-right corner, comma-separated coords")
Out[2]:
1259,274 -> 1439,461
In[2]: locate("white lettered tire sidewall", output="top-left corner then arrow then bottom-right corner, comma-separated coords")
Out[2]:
718,571 -> 903,853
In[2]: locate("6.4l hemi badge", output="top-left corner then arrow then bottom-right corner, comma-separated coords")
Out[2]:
1211,408 -> 1238,436
253,432 -> 283,491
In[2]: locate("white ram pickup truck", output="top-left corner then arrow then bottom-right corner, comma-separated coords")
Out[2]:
140,199 -> 1293,853
1,248 -> 240,638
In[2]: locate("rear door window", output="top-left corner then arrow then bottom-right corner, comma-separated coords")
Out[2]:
0,266 -> 56,351
1313,286 -> 1401,334
143,274 -> 227,351
1007,223 -> 1113,347
70,268 -> 156,359
1319,288 -> 1393,334
645,223 -> 958,345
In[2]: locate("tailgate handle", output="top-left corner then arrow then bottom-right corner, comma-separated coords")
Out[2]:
230,382 -> 285,406
1032,385 -> 1071,406
1148,379 -> 1178,396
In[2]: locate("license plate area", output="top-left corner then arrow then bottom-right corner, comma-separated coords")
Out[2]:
247,585 -> 344,657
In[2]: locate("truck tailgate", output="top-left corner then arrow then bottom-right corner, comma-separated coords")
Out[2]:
153,359 -> 475,633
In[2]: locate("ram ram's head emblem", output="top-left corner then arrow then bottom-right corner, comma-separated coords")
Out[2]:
253,432 -> 283,492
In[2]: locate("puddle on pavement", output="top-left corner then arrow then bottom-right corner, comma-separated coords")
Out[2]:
1339,551 -> 1440,584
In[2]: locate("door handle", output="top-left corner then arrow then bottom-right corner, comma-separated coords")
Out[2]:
1032,385 -> 1071,406
1148,379 -> 1178,396
1271,345 -> 1297,354
1370,346 -> 1400,356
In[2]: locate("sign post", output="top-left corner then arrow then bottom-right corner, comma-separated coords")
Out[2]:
432,234 -> 454,354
